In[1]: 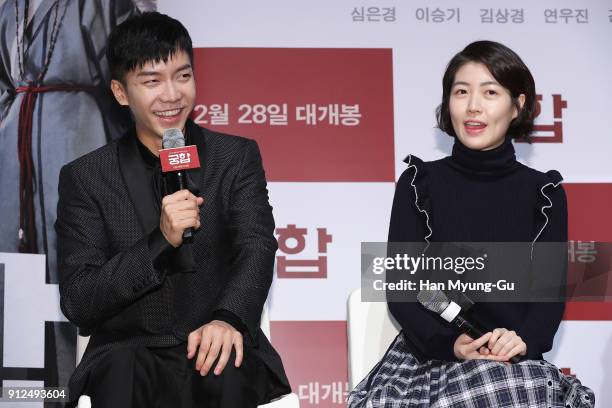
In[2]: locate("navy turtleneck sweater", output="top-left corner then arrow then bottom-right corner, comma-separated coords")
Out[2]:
387,137 -> 567,362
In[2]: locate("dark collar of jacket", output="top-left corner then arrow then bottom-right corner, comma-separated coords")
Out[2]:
116,119 -> 206,273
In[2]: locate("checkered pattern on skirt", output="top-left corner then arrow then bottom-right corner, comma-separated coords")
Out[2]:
348,333 -> 595,408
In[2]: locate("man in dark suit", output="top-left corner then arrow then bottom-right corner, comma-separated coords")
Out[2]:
56,12 -> 290,408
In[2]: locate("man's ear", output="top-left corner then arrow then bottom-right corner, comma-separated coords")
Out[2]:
512,93 -> 526,120
110,79 -> 129,106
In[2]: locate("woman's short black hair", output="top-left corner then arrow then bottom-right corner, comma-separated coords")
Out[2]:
436,40 -> 536,141
107,12 -> 193,84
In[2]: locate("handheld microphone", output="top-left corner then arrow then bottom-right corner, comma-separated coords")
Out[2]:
160,128 -> 201,244
417,289 -> 522,364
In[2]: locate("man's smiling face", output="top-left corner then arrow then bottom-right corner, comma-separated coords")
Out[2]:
111,50 -> 196,151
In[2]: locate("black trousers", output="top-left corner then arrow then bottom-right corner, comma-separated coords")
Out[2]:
81,343 -> 269,408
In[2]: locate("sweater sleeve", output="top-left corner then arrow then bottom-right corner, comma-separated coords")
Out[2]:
386,160 -> 459,362
517,174 -> 567,359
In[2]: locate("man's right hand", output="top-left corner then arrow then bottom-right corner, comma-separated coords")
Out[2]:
160,189 -> 203,247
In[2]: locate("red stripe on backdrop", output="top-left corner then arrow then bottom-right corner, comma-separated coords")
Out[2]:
565,183 -> 612,320
564,302 -> 612,320
566,183 -> 612,241
271,321 -> 348,407
191,48 -> 395,182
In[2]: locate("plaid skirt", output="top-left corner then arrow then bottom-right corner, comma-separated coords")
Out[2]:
348,333 -> 595,408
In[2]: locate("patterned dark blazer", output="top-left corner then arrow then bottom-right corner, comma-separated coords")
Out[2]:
56,120 -> 290,401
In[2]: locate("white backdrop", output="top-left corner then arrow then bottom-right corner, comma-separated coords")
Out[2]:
1,1 -> 611,407
157,0 -> 612,405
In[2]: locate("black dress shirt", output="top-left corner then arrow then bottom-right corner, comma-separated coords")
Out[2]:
135,135 -> 246,334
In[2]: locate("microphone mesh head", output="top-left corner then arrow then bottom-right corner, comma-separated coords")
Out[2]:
162,128 -> 185,149
417,290 -> 450,314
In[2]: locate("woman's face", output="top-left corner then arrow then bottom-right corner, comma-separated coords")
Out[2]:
449,62 -> 524,151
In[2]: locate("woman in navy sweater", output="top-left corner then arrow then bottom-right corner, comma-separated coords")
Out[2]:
349,41 -> 594,407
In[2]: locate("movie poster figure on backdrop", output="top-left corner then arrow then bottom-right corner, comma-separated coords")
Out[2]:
0,0 -> 140,391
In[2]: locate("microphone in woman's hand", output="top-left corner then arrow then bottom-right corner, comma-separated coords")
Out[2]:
417,289 -> 522,363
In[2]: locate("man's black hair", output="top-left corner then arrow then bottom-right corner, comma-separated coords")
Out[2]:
107,12 -> 193,83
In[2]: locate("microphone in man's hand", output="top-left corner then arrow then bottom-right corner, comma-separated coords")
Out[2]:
160,128 -> 201,244
417,289 -> 522,363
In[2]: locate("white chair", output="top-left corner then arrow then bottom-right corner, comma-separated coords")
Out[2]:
347,288 -> 401,389
77,302 -> 299,407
